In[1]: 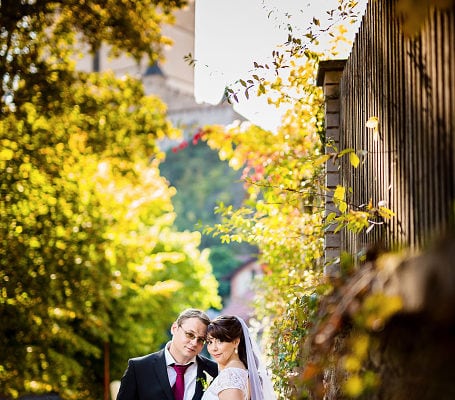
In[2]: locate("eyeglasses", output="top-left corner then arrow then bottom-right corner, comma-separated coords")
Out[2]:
179,326 -> 206,345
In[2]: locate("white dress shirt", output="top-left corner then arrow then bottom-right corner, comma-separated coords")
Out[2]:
165,342 -> 198,400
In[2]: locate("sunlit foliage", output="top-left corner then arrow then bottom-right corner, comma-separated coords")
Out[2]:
1,0 -> 187,111
196,53 -> 327,398
193,0 -> 454,398
0,1 -> 221,399
0,69 -> 220,399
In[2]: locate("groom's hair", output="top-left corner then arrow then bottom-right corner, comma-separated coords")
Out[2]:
176,308 -> 211,327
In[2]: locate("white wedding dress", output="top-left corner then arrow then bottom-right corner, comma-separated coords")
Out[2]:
201,367 -> 249,400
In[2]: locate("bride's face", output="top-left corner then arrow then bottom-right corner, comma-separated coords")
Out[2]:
206,335 -> 240,368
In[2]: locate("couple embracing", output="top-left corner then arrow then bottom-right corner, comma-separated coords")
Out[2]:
116,308 -> 276,400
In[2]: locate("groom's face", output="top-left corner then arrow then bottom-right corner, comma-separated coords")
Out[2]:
170,317 -> 207,363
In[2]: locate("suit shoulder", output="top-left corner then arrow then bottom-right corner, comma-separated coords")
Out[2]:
198,355 -> 217,369
130,349 -> 164,364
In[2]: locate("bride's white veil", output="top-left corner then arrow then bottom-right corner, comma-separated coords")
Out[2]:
236,316 -> 277,400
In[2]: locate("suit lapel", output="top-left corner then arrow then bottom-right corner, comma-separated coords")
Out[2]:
192,360 -> 204,400
153,350 -> 175,400
151,352 -> 216,400
192,356 -> 216,400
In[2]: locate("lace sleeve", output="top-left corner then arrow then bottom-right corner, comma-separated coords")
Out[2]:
209,368 -> 248,397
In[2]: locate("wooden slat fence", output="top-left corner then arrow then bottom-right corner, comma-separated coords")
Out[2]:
339,0 -> 455,254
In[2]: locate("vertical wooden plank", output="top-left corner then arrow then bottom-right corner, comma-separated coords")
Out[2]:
418,20 -> 427,248
388,0 -> 402,246
404,30 -> 415,247
448,11 -> 455,223
432,10 -> 442,234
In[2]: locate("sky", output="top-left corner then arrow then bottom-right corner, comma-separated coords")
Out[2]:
194,0 -> 367,132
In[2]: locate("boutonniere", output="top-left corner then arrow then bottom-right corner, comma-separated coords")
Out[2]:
198,371 -> 214,391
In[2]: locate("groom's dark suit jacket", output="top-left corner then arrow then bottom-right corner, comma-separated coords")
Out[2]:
116,348 -> 218,400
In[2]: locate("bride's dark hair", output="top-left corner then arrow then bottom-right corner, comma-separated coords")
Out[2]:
206,315 -> 248,367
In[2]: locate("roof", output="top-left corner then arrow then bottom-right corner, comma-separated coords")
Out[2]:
144,62 -> 164,76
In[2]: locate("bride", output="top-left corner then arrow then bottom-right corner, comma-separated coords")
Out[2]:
201,315 -> 276,400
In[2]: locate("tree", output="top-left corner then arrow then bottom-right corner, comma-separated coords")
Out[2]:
159,140 -> 245,249
1,0 -> 187,111
159,139 -> 256,300
0,68 -> 221,400
0,1 -> 221,399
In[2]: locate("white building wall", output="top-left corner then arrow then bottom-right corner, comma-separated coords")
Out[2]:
74,0 -> 243,139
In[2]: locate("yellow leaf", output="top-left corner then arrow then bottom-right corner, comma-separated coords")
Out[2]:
344,355 -> 361,372
0,148 -> 14,161
334,186 -> 347,213
229,155 -> 243,171
313,154 -> 331,167
378,206 -> 395,219
344,375 -> 364,397
333,185 -> 345,203
349,151 -> 360,168
339,202 -> 347,213
326,212 -> 337,223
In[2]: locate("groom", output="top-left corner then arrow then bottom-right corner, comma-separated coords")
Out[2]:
116,308 -> 218,400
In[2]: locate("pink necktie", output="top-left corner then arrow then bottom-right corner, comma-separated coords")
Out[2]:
172,363 -> 192,400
